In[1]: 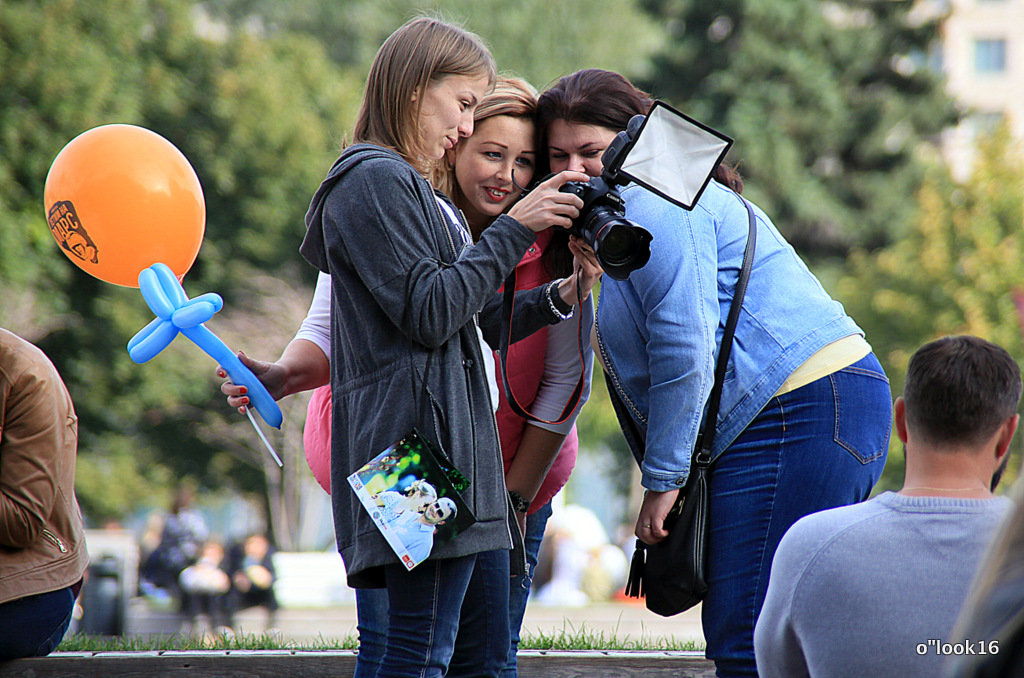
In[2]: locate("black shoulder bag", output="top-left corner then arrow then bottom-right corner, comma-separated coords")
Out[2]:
623,194 -> 757,617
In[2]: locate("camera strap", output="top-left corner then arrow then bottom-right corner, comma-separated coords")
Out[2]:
497,266 -> 587,425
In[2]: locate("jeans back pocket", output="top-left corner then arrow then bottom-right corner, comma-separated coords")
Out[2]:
830,358 -> 892,464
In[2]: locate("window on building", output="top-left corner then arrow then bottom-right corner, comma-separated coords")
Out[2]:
975,39 -> 1007,73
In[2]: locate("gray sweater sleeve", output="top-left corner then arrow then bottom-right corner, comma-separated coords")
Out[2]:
753,521 -> 817,678
308,156 -> 539,349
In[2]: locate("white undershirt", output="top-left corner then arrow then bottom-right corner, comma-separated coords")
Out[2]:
293,272 -> 331,359
432,196 -> 594,428
433,197 -> 501,412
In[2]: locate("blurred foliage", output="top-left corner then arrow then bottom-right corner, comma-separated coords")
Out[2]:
1,0 -> 1018,541
0,0 -> 664,538
204,0 -> 665,88
639,0 -> 958,257
837,125 -> 1024,493
0,0 -> 353,536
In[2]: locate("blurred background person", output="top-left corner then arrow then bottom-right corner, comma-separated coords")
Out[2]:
139,483 -> 209,607
226,533 -> 278,632
178,539 -> 232,637
533,503 -> 627,607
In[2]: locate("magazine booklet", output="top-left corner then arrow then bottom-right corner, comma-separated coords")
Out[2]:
348,429 -> 475,570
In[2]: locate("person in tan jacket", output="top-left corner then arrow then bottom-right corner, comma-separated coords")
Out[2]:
0,328 -> 88,658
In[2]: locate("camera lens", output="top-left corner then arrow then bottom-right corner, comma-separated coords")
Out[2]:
597,223 -> 641,267
561,180 -> 652,280
586,209 -> 652,279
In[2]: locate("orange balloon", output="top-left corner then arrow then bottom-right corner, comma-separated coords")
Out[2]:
43,124 -> 205,287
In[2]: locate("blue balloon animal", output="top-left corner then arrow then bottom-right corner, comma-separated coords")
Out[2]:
127,262 -> 283,429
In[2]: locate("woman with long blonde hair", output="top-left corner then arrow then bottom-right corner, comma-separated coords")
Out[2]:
441,75 -> 595,676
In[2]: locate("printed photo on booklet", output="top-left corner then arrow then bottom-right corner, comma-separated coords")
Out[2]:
348,429 -> 475,570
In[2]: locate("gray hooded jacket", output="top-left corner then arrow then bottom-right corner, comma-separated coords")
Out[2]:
300,145 -> 561,586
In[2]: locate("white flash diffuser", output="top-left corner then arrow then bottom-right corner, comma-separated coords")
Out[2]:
612,101 -> 732,211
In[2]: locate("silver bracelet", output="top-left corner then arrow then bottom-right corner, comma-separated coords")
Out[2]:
545,278 -> 574,321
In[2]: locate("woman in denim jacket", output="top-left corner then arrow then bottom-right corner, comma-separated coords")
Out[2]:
537,69 -> 892,678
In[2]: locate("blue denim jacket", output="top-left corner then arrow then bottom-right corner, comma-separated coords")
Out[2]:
596,179 -> 862,491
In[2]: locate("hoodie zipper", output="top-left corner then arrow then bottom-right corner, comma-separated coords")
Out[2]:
433,195 -> 523,566
41,529 -> 68,553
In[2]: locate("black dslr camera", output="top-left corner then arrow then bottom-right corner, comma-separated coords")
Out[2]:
559,116 -> 652,281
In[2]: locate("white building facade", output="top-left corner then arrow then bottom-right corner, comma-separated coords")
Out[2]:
938,0 -> 1024,177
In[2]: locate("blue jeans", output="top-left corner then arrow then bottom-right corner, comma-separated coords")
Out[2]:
354,587 -> 388,678
361,549 -> 509,678
356,506 -> 552,678
0,586 -> 76,659
703,353 -> 891,677
503,500 -> 552,677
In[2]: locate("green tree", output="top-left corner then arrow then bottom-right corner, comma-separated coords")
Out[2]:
1,0 -> 149,335
836,125 -> 1024,491
0,0 -> 354,540
1,0 -> 665,538
205,0 -> 665,91
639,0 -> 958,256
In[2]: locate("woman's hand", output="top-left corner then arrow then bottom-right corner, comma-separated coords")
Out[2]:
216,351 -> 286,413
507,170 -> 589,233
636,488 -> 680,545
216,341 -> 329,413
560,236 -> 604,304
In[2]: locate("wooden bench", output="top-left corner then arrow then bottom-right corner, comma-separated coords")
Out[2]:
0,649 -> 716,677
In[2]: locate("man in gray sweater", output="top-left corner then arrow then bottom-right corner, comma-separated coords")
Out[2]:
754,335 -> 1018,678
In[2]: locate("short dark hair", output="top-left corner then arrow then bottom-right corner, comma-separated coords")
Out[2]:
903,335 -> 1022,447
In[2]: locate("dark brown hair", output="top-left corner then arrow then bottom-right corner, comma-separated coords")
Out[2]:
904,335 -> 1022,448
536,69 -> 742,193
536,69 -> 742,278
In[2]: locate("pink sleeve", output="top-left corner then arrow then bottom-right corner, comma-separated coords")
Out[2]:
303,385 -> 332,494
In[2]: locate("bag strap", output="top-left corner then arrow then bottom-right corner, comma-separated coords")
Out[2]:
498,266 -> 587,425
624,192 -> 758,601
692,193 -> 757,468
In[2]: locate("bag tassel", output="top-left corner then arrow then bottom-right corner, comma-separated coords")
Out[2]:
624,539 -> 647,599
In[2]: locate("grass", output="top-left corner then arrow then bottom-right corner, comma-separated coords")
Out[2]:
57,631 -> 356,652
57,623 -> 704,653
521,621 -> 702,651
